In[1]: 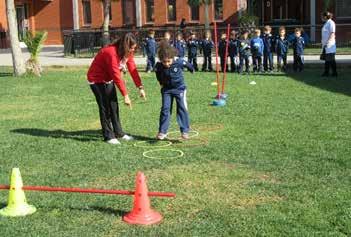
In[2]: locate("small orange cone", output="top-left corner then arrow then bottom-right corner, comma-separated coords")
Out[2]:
123,172 -> 163,225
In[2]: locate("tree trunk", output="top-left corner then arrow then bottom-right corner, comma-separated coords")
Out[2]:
204,3 -> 210,30
102,0 -> 110,46
6,0 -> 26,76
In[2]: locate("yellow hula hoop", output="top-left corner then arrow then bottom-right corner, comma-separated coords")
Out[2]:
191,123 -> 224,132
142,149 -> 184,160
134,140 -> 173,148
172,137 -> 209,148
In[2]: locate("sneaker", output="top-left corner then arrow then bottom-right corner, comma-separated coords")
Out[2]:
181,133 -> 189,140
156,133 -> 167,140
106,138 -> 121,145
121,134 -> 134,141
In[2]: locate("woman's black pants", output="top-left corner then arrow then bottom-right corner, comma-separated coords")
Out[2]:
90,83 -> 125,140
324,53 -> 337,76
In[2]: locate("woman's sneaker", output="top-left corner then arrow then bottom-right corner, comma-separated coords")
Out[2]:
121,134 -> 134,141
106,138 -> 121,145
156,133 -> 167,140
181,133 -> 189,140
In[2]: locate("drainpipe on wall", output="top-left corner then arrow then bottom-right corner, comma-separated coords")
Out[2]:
310,0 -> 316,42
72,0 -> 79,30
135,0 -> 142,28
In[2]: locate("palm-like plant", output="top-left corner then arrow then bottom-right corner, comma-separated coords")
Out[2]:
23,31 -> 47,77
188,0 -> 212,30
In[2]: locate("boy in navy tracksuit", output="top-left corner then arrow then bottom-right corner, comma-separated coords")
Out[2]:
250,29 -> 264,73
200,31 -> 214,72
218,32 -> 228,72
275,26 -> 289,72
144,29 -> 157,72
262,25 -> 274,72
292,28 -> 305,72
239,30 -> 251,74
187,32 -> 199,71
155,42 -> 194,140
173,32 -> 186,59
228,30 -> 240,73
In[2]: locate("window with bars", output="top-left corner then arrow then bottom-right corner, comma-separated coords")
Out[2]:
336,0 -> 351,18
190,5 -> 199,21
145,0 -> 154,22
214,0 -> 223,20
82,0 -> 92,25
167,0 -> 176,22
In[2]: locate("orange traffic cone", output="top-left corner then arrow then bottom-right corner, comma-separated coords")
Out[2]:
123,172 -> 163,225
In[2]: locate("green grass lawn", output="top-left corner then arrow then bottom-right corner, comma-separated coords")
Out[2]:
0,69 -> 350,236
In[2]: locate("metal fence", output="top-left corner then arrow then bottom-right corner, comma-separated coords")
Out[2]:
63,24 -> 351,57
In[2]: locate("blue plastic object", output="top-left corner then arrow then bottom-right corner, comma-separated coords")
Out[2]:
211,99 -> 226,107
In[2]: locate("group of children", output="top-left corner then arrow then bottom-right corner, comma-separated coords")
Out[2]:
148,26 -> 306,140
143,26 -> 306,75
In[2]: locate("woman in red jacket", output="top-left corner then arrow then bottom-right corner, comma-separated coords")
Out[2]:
87,33 -> 146,145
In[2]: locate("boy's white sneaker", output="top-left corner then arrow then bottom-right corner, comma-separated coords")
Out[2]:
181,133 -> 189,140
121,134 -> 134,141
156,133 -> 167,140
106,138 -> 121,145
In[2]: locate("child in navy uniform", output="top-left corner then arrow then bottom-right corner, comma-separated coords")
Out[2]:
155,42 -> 194,140
262,25 -> 274,72
292,28 -> 305,72
218,32 -> 228,72
173,32 -> 186,59
228,30 -> 240,73
239,30 -> 251,74
187,32 -> 199,71
275,26 -> 289,72
144,29 -> 157,73
200,31 -> 214,72
250,29 -> 264,73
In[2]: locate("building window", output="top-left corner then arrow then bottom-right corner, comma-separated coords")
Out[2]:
82,0 -> 92,25
145,0 -> 154,22
190,5 -> 199,21
336,0 -> 351,18
167,0 -> 176,22
109,4 -> 112,21
214,0 -> 223,20
122,0 -> 135,25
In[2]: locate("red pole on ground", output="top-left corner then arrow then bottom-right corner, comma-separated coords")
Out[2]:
221,24 -> 231,94
0,185 -> 175,198
214,21 -> 220,97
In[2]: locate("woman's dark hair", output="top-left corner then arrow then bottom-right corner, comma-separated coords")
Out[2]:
114,33 -> 137,58
158,40 -> 177,61
323,11 -> 333,20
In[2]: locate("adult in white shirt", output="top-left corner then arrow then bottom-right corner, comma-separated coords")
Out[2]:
321,11 -> 337,77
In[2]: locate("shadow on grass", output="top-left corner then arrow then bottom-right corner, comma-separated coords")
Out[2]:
37,204 -> 127,216
0,72 -> 13,77
287,70 -> 351,97
11,128 -> 155,142
11,128 -> 101,142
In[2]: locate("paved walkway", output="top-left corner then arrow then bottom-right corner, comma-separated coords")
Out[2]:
1,46 -> 351,67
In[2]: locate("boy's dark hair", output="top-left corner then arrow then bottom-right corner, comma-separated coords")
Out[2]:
294,27 -> 303,33
148,29 -> 155,35
114,33 -> 137,59
158,40 -> 177,60
241,29 -> 249,35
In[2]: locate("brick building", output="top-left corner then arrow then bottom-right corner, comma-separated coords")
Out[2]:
0,0 -> 350,48
0,0 -> 244,47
